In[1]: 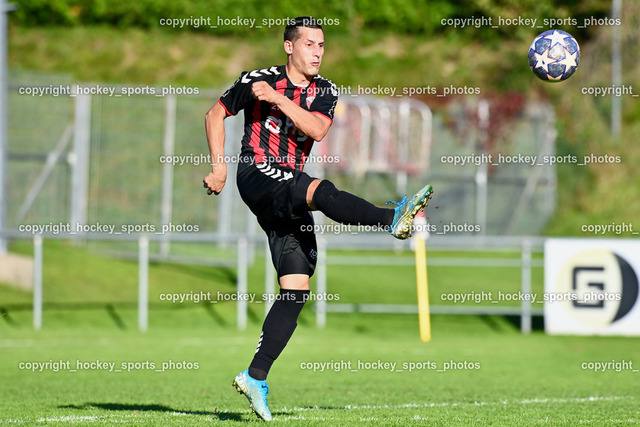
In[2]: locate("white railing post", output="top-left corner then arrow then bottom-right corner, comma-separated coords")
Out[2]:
316,236 -> 327,328
160,94 -> 177,258
70,91 -> 91,234
0,0 -> 15,255
237,237 -> 248,330
138,235 -> 149,332
33,235 -> 43,330
521,238 -> 532,334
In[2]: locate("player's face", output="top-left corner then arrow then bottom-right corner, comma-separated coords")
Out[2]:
286,27 -> 324,79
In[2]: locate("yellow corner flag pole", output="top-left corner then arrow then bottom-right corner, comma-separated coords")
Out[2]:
414,212 -> 431,342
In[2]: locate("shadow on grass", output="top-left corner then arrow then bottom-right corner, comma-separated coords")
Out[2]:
0,306 -> 20,327
0,301 -> 236,329
156,263 -> 237,287
59,402 -> 249,421
504,314 -> 545,331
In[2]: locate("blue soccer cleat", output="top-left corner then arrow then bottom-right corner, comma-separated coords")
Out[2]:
387,184 -> 433,239
232,369 -> 272,421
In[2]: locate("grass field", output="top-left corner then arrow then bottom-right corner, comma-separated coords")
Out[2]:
1,241 -> 638,425
2,315 -> 638,425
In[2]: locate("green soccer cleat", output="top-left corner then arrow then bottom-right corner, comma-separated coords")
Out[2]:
232,369 -> 272,422
387,184 -> 434,239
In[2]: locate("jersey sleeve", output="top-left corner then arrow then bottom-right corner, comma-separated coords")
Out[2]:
218,72 -> 253,116
309,80 -> 338,121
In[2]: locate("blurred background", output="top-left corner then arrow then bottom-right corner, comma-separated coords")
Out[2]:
0,1 -> 639,423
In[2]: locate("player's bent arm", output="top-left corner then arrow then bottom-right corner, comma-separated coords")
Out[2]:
274,94 -> 332,141
203,102 -> 228,195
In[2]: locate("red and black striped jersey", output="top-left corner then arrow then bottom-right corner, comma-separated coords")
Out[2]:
218,64 -> 338,171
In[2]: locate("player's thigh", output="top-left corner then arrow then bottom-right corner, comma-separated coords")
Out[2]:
266,212 -> 318,280
279,274 -> 310,290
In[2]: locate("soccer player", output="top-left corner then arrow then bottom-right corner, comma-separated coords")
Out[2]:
203,16 -> 432,421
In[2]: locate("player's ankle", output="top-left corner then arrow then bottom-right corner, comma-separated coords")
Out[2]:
249,367 -> 268,381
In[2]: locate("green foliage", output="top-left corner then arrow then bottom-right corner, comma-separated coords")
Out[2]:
12,0 -> 79,25
10,0 -> 610,40
12,0 -> 433,33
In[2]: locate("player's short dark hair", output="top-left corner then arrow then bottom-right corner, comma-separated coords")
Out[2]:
284,16 -> 323,42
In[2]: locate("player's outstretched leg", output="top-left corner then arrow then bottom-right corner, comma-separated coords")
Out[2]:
311,181 -> 434,239
311,180 -> 433,240
387,184 -> 434,239
232,369 -> 272,421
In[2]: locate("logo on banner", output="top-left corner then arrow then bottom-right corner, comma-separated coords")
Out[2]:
555,249 -> 639,327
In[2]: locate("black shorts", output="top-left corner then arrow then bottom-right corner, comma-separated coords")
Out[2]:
237,159 -> 318,278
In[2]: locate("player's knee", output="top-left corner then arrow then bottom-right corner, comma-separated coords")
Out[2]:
305,179 -> 323,209
311,180 -> 339,208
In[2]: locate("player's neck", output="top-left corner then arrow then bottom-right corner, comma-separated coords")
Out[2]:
285,62 -> 312,86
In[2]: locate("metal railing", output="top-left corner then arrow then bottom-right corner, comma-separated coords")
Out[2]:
1,231 -> 544,333
314,234 -> 545,334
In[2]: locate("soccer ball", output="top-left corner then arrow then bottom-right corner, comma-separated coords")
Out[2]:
528,30 -> 580,82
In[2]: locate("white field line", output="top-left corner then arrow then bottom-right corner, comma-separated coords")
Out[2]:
284,395 -> 633,411
1,395 -> 633,423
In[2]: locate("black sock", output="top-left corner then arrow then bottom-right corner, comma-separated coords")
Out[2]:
312,180 -> 395,226
248,289 -> 310,380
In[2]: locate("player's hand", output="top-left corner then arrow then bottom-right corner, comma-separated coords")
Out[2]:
203,164 -> 227,195
251,81 -> 282,105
